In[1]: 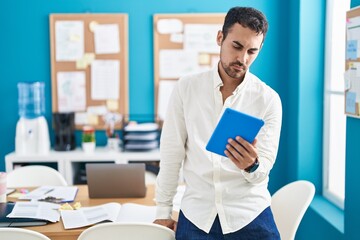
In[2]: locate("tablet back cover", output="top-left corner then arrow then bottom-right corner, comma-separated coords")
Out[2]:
206,108 -> 264,157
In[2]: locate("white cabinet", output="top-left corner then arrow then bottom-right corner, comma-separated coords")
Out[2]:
5,148 -> 160,185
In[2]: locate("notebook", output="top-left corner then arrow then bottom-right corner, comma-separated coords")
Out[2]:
0,202 -> 48,227
206,108 -> 265,157
86,163 -> 147,198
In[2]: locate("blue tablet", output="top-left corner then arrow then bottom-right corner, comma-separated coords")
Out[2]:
205,108 -> 264,157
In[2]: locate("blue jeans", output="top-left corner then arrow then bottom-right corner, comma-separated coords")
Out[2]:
175,207 -> 280,240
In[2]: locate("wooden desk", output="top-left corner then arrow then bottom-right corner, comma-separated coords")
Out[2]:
8,185 -> 156,240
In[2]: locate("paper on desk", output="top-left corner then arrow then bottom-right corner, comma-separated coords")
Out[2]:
116,203 -> 156,223
7,201 -> 60,223
19,186 -> 78,202
60,202 -> 156,229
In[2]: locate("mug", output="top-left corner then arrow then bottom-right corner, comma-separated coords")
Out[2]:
0,172 -> 7,203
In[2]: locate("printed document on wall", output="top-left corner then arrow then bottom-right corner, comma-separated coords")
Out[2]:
55,21 -> 84,61
347,16 -> 360,59
157,18 -> 183,34
57,71 -> 86,112
159,49 -> 199,78
91,60 -> 120,100
94,24 -> 120,54
184,24 -> 222,54
346,17 -> 360,116
350,62 -> 360,102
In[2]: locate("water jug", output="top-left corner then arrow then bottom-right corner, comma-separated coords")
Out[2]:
15,82 -> 50,155
17,82 -> 45,119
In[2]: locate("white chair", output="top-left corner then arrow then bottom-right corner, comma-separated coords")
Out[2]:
145,171 -> 157,184
0,227 -> 51,240
271,180 -> 315,240
7,165 -> 68,188
77,222 -> 176,240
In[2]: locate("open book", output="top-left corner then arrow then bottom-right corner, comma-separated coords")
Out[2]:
60,202 -> 156,229
7,201 -> 60,223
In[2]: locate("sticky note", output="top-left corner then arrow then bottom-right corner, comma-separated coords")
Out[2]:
70,34 -> 81,42
344,69 -> 352,90
87,114 -> 99,125
198,53 -> 211,65
76,58 -> 87,69
106,99 -> 119,111
75,53 -> 96,69
89,21 -> 99,32
346,40 -> 357,60
345,91 -> 356,114
157,18 -> 183,34
84,53 -> 95,65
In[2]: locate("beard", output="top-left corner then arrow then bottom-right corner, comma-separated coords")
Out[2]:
220,60 -> 247,80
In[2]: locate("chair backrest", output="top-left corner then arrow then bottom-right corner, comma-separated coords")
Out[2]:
7,165 -> 68,188
0,227 -> 51,240
145,171 -> 157,184
77,222 -> 176,240
271,180 -> 315,240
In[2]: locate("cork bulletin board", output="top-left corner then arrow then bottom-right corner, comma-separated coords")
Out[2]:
153,13 -> 225,120
345,8 -> 360,118
50,14 -> 128,129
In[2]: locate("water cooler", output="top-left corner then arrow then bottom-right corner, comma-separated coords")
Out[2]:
15,82 -> 50,155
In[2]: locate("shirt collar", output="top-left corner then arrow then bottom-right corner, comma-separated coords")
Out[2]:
213,66 -> 251,93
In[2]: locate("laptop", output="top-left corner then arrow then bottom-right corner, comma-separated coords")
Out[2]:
86,163 -> 147,198
0,202 -> 48,227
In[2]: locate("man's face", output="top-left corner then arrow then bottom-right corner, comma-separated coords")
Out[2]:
217,23 -> 264,80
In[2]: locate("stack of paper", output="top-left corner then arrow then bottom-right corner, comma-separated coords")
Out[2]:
123,123 -> 160,151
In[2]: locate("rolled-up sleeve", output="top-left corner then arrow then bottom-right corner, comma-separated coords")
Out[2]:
242,93 -> 282,183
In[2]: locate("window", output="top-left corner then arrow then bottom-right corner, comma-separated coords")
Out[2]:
323,0 -> 350,209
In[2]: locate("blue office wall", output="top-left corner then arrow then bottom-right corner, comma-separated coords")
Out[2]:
3,0 -> 360,239
345,118 -> 360,239
0,0 -> 287,193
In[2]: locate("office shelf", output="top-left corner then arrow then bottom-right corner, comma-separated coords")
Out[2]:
5,147 -> 160,185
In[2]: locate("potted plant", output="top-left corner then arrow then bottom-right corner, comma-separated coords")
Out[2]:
82,126 -> 96,153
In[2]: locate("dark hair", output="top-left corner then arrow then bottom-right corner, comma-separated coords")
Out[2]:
222,7 -> 268,42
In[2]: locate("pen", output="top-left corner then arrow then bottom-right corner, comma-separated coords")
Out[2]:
43,188 -> 54,195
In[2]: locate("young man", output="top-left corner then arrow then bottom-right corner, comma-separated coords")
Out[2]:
154,6 -> 282,239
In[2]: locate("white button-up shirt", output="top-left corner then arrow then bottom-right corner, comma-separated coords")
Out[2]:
155,67 -> 282,234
